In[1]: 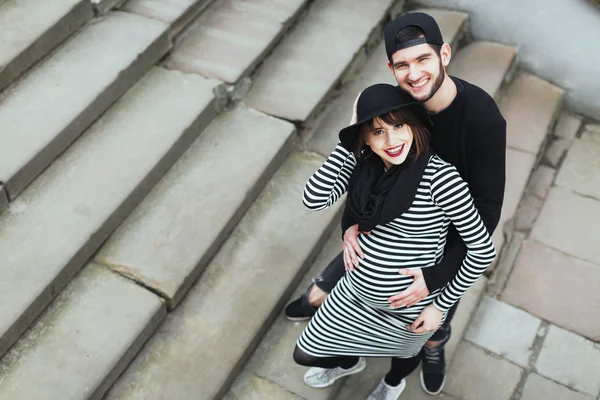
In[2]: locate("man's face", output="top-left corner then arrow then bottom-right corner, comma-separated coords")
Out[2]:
387,43 -> 448,103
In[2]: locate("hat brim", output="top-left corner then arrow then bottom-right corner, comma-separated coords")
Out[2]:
339,102 -> 432,151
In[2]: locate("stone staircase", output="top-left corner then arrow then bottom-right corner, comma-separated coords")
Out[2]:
0,1 -> 565,399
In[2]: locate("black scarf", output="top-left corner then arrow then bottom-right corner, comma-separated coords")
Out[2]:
346,146 -> 432,232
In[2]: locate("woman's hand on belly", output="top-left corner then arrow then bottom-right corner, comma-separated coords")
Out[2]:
408,304 -> 443,334
388,268 -> 430,308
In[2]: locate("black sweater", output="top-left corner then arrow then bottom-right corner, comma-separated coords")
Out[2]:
342,76 -> 506,291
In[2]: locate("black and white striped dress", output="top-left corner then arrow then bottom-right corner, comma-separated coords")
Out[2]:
297,145 -> 496,358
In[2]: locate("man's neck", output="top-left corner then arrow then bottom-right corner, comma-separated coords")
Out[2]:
423,73 -> 457,114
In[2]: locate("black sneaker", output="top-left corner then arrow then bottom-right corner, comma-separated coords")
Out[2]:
420,343 -> 447,395
284,285 -> 318,321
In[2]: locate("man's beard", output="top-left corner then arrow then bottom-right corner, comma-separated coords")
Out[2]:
411,59 -> 445,103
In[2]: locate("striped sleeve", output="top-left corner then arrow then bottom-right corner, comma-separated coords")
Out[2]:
430,164 -> 497,312
302,144 -> 356,210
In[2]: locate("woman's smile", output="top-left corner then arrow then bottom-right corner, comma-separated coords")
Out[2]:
384,143 -> 406,157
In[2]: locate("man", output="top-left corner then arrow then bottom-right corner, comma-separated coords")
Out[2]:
285,12 -> 506,395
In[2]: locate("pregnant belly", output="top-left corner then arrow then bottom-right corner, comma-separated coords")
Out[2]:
345,264 -> 415,309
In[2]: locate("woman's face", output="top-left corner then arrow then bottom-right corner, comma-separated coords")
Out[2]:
364,117 -> 414,169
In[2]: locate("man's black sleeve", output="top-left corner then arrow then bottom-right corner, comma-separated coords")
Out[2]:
422,111 -> 506,292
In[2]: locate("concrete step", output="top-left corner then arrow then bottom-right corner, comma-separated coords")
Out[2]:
123,0 -> 214,33
308,7 -> 469,155
0,67 -> 223,360
246,0 -> 402,123
165,0 -> 309,84
95,106 -> 296,308
0,186 -> 7,214
0,0 -> 93,93
226,232 -> 488,399
105,152 -> 343,400
492,72 -> 564,251
448,41 -> 517,99
92,0 -> 126,14
0,11 -> 171,200
0,264 -> 165,400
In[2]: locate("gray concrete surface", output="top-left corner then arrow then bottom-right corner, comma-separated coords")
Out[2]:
307,8 -> 469,154
0,0 -> 93,92
447,41 -> 516,98
532,186 -> 600,265
555,138 -> 600,200
105,152 -> 343,400
415,0 -> 600,120
96,106 -> 295,307
246,0 -> 396,122
165,0 -> 308,84
123,0 -> 214,31
465,296 -> 541,367
0,264 -> 165,400
500,72 -> 564,154
0,11 -> 171,199
521,374 -> 593,400
535,325 -> 600,397
0,68 -> 221,360
555,111 -> 583,140
0,186 -> 7,214
445,341 -> 523,400
92,0 -> 126,14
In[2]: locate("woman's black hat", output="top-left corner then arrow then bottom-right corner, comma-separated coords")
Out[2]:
339,84 -> 432,151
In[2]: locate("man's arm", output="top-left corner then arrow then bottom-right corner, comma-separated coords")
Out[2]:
421,112 -> 506,291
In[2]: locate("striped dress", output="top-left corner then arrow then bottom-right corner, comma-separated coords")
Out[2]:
297,145 -> 496,358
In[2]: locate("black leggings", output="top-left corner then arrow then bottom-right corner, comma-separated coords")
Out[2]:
293,346 -> 421,386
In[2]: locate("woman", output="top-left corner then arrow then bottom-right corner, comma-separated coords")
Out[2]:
293,83 -> 496,400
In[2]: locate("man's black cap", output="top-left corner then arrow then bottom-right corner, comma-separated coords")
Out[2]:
384,12 -> 444,60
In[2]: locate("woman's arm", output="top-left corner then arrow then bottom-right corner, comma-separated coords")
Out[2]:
302,144 -> 356,210
430,163 -> 497,312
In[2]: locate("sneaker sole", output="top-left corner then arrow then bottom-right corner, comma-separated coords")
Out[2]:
420,368 -> 446,395
283,299 -> 314,322
305,358 -> 367,388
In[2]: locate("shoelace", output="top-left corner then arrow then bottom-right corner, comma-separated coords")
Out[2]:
423,346 -> 441,363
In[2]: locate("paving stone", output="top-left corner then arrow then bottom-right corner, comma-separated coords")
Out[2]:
532,186 -> 600,265
225,372 -> 304,400
0,0 -> 93,92
521,374 -> 593,400
499,72 -> 564,154
465,296 -> 541,366
0,12 -> 171,199
544,138 -> 572,167
124,0 -> 213,31
166,0 -> 308,84
514,194 -> 544,231
555,139 -> 600,200
96,107 -> 295,308
308,8 -> 469,154
0,186 -> 7,214
496,148 -> 536,236
448,41 -> 517,98
0,264 -> 165,400
536,325 -> 600,397
247,0 -> 395,122
445,341 -> 522,400
554,111 -> 583,140
487,231 -> 527,297
231,231 -> 343,400
92,0 -> 126,14
503,241 -> 600,341
581,126 -> 600,144
527,165 -> 556,199
105,152 -> 343,400
0,68 -> 221,360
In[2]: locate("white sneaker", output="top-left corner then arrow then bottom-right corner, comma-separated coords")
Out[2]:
367,378 -> 406,400
303,357 -> 366,388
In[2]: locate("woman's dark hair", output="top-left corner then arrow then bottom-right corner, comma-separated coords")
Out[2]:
354,107 -> 430,161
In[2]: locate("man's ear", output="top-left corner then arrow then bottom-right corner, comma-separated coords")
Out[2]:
440,43 -> 452,67
387,60 -> 393,72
